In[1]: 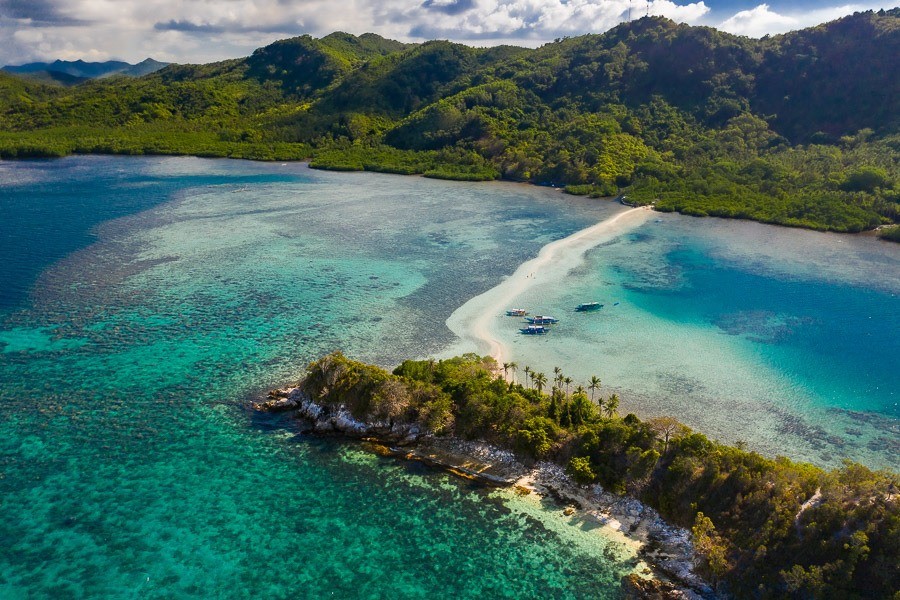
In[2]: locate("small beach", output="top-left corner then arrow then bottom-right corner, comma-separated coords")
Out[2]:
445,205 -> 653,364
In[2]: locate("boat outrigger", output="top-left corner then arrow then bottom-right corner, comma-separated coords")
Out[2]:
525,315 -> 559,325
520,324 -> 549,335
575,302 -> 603,312
506,308 -> 527,317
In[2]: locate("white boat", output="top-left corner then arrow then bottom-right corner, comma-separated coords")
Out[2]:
520,325 -> 549,335
525,315 -> 559,324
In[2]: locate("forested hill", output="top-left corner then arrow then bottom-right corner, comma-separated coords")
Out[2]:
1,11 -> 899,234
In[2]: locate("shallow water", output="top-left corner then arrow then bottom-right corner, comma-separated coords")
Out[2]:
2,156 -> 897,597
493,214 -> 899,468
0,157 -> 636,598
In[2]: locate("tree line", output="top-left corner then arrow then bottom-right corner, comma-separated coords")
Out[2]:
300,352 -> 899,598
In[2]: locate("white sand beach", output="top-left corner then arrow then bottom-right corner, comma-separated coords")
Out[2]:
446,206 -> 653,365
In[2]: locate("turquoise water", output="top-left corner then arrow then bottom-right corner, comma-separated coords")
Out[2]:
2,157 -> 897,597
495,215 -> 899,468
0,157 -> 638,598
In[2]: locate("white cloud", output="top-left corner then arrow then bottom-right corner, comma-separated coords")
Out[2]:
408,0 -> 710,40
718,3 -> 894,38
0,0 -> 891,65
718,4 -> 797,37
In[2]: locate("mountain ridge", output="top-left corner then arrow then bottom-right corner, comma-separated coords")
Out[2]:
2,58 -> 170,85
0,10 -> 897,235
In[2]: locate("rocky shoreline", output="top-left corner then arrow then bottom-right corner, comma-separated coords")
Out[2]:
254,386 -> 715,599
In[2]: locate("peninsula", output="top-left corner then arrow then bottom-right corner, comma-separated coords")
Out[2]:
255,351 -> 899,599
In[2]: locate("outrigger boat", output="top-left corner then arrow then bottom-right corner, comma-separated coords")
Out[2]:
520,324 -> 549,335
575,302 -> 603,312
506,308 -> 527,317
525,315 -> 559,325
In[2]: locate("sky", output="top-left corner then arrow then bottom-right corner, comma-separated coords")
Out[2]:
0,0 -> 895,66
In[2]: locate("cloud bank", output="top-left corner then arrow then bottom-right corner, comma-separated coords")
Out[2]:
0,0 -> 893,65
718,3 -> 891,37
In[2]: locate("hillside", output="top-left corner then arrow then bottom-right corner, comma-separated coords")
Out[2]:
1,10 -> 898,233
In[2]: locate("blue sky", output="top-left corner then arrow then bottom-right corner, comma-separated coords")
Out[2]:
0,1 -> 895,65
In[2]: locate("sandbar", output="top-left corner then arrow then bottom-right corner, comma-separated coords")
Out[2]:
446,206 -> 653,365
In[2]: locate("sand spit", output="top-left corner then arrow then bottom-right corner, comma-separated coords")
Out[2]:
446,206 -> 653,364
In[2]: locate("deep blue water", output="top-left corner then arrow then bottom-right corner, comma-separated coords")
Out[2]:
635,245 -> 898,415
0,158 -> 303,310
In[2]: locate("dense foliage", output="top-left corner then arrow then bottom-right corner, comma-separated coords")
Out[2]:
299,352 -> 899,599
878,225 -> 900,242
1,11 -> 899,233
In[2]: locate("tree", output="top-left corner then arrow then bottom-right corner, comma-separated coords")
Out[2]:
588,376 -> 601,402
693,512 -> 730,584
508,361 -> 517,384
570,389 -> 595,426
502,362 -> 510,380
568,456 -> 596,484
523,365 -> 532,388
841,166 -> 890,193
648,416 -> 685,454
604,393 -> 619,418
564,376 -> 572,397
533,372 -> 547,394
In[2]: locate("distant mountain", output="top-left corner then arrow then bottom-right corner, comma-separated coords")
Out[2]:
2,58 -> 169,84
118,58 -> 170,78
4,59 -> 131,78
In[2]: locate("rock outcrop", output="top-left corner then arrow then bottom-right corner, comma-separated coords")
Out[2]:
254,386 -> 423,445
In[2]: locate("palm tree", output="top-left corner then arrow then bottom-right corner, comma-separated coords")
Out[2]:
604,393 -> 619,419
574,385 -> 586,396
502,362 -> 510,380
564,376 -> 572,397
508,362 -> 517,384
523,366 -> 531,388
588,376 -> 601,402
553,366 -> 562,380
533,372 -> 547,395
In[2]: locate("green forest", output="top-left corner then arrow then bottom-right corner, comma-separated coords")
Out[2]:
300,351 -> 899,599
1,11 -> 899,234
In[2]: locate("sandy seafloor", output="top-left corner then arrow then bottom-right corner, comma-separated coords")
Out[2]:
446,207 -> 899,470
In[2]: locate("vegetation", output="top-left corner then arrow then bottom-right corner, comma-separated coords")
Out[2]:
300,351 -> 899,599
878,225 -> 900,242
1,11 -> 899,232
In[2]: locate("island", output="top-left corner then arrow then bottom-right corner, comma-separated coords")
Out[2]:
255,351 -> 899,599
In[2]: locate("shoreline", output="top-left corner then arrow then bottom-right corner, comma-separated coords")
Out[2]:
445,205 -> 654,365
254,388 -> 713,598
